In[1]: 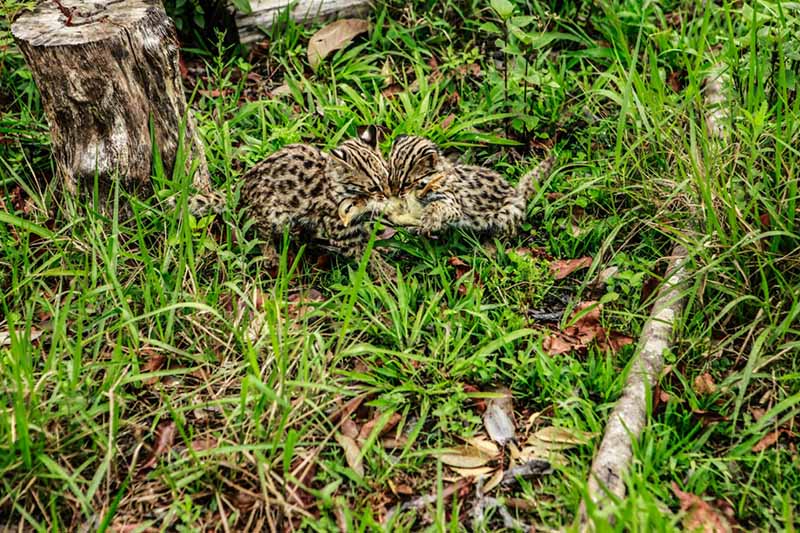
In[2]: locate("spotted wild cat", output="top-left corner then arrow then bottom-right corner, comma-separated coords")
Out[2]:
172,128 -> 393,275
384,135 -> 555,236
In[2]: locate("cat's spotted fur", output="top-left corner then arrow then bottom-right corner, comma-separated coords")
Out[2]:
175,130 -> 393,275
385,135 -> 555,236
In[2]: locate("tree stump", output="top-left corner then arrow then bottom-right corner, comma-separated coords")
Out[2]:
11,0 -> 210,209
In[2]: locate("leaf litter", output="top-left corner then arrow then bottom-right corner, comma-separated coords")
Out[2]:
542,301 -> 633,355
307,19 -> 370,69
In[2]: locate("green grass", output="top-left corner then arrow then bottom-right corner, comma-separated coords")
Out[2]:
2,0 -> 799,530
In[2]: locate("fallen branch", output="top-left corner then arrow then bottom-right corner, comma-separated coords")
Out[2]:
578,246 -> 690,524
579,60 -> 729,528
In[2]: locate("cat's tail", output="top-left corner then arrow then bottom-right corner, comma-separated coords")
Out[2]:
515,152 -> 557,203
166,190 -> 227,217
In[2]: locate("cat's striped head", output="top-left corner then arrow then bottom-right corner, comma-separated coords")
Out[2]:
329,126 -> 391,225
388,135 -> 449,197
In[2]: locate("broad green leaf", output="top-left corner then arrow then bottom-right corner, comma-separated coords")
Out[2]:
490,0 -> 515,19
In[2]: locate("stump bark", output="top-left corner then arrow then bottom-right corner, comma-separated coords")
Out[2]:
11,0 -> 210,207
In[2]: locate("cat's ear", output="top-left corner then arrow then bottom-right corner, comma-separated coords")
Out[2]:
331,148 -> 348,162
357,125 -> 383,149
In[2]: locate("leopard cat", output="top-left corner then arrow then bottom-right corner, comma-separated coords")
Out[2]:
384,135 -> 556,237
172,128 -> 394,276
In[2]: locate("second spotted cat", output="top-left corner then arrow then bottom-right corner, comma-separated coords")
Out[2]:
385,135 -> 556,236
175,128 -> 393,275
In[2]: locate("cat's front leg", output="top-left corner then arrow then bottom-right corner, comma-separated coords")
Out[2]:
414,200 -> 461,236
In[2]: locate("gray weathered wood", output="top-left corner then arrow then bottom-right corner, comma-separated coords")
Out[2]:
11,0 -> 209,208
234,0 -> 370,45
578,246 -> 689,529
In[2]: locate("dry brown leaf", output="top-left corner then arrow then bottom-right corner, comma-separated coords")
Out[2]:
143,421 -> 177,469
341,417 -> 359,439
380,58 -> 394,86
543,301 -> 632,356
441,113 -> 456,129
334,433 -> 364,477
483,388 -> 516,447
590,266 -> 620,289
672,483 -> 733,533
388,480 -> 414,496
693,372 -> 717,396
270,82 -> 292,97
750,407 -> 766,421
381,435 -> 408,448
550,256 -> 593,279
483,467 -> 505,493
307,19 -> 370,69
439,445 -> 497,468
0,328 -> 43,346
449,465 -> 495,479
528,426 -> 592,450
141,349 -> 165,385
752,430 -> 784,453
466,436 -> 501,458
358,412 -> 401,444
381,84 -> 404,98
455,63 -> 482,78
190,437 -> 218,452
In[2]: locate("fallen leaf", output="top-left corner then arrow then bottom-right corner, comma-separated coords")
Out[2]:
307,19 -> 370,69
466,436 -> 501,458
448,256 -> 470,276
381,436 -> 408,448
672,483 -> 733,533
198,88 -> 232,98
590,266 -> 619,289
388,480 -> 414,496
691,409 -> 728,426
287,288 -> 326,320
542,301 -> 632,356
455,63 -> 481,77
334,433 -> 364,477
449,256 -> 482,295
141,349 -> 165,385
380,58 -> 394,86
341,417 -> 359,439
483,388 -> 516,447
528,426 -> 592,450
501,459 -> 552,486
0,328 -> 43,347
693,372 -> 717,396
190,437 -> 218,452
550,256 -> 593,279
514,246 -> 552,260
358,412 -> 401,444
752,430 -> 784,453
143,421 -> 177,469
381,84 -> 404,98
439,444 -> 497,468
329,393 -> 369,424
441,113 -> 456,129
449,465 -> 495,479
667,70 -> 683,92
377,226 -> 397,240
270,82 -> 292,97
750,407 -> 766,421
597,332 -> 635,352
483,467 -> 505,493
